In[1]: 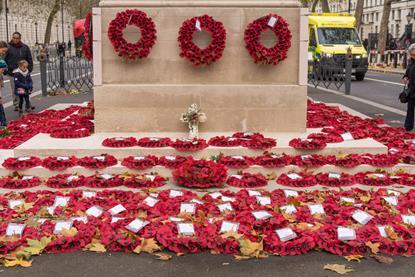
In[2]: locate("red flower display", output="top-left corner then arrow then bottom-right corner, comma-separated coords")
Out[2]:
208,136 -> 242,147
123,174 -> 166,188
255,154 -> 292,168
102,137 -> 137,148
121,155 -> 158,170
178,14 -> 226,66
217,155 -> 255,168
158,155 -> 191,169
291,154 -> 334,167
0,174 -> 41,189
82,12 -> 93,61
289,138 -> 327,150
277,172 -> 317,187
137,137 -> 172,148
46,174 -> 85,188
42,156 -> 78,171
244,14 -> 292,65
172,159 -> 227,188
2,156 -> 41,170
50,127 -> 91,139
78,154 -> 118,169
85,174 -> 124,188
171,138 -> 208,152
108,9 -> 157,60
354,172 -> 392,187
241,137 -> 277,150
226,173 -> 268,188
316,172 -> 356,187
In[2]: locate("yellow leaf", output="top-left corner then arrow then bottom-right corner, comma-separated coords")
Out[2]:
84,242 -> 107,253
323,264 -> 354,275
134,238 -> 161,254
385,226 -> 399,240
344,255 -> 364,262
3,258 -> 32,268
61,227 -> 78,237
221,231 -> 243,240
366,242 -> 380,254
154,253 -> 172,261
359,195 -> 371,203
233,255 -> 252,260
238,239 -> 263,258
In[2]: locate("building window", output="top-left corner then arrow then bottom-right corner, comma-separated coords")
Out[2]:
376,12 -> 379,22
397,10 -> 401,20
375,25 -> 378,33
392,10 -> 395,20
391,24 -> 394,37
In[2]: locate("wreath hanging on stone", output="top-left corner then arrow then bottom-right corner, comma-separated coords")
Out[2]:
108,9 -> 157,60
244,14 -> 292,65
178,14 -> 226,66
82,12 -> 93,61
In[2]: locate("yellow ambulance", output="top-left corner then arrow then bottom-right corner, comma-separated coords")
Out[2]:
309,13 -> 368,81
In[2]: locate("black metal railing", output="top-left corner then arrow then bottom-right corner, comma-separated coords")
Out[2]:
308,57 -> 346,91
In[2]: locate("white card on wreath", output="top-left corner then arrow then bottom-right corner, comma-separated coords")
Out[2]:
220,221 -> 239,233
248,190 -> 261,197
180,203 -> 196,214
9,199 -> 24,209
57,156 -> 70,161
145,175 -> 156,182
82,191 -> 96,198
352,210 -> 373,225
111,217 -> 124,224
54,196 -> 70,207
337,227 -> 356,241
165,156 -> 176,161
22,176 -> 34,181
267,16 -> 277,28
149,193 -> 159,198
387,189 -> 401,196
18,156 -> 31,161
177,223 -> 195,236
93,156 -> 106,161
383,196 -> 398,206
195,19 -> 202,31
114,137 -> 125,141
54,221 -> 73,234
190,198 -> 203,205
287,173 -> 301,180
169,216 -> 185,222
71,216 -> 88,224
308,204 -> 325,215
169,190 -> 184,198
377,225 -> 388,238
86,206 -> 104,218
252,211 -> 272,220
209,192 -> 222,199
281,205 -> 297,214
67,175 -> 79,182
6,223 -> 25,237
217,202 -> 233,213
100,174 -> 113,180
221,196 -> 235,202
275,228 -> 297,242
126,219 -> 149,233
256,196 -> 271,206
340,197 -> 355,204
283,190 -> 298,198
134,156 -> 146,161
341,132 -> 354,141
231,175 -> 243,180
109,204 -> 126,216
47,206 -> 56,215
328,172 -> 341,179
231,156 -> 245,160
402,215 -> 415,226
143,196 -> 159,207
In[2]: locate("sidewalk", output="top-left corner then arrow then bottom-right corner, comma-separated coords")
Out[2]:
368,66 -> 406,75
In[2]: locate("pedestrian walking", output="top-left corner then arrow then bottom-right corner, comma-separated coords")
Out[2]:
13,60 -> 34,115
0,59 -> 8,127
4,32 -> 33,111
403,43 -> 415,131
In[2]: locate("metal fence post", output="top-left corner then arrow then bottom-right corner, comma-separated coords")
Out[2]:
345,49 -> 352,95
39,54 -> 48,96
58,43 -> 65,89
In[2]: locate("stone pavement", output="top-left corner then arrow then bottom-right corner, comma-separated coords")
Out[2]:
368,66 -> 406,75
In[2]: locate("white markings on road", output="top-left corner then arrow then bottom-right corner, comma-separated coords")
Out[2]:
308,85 -> 406,116
3,73 -> 41,84
365,77 -> 404,87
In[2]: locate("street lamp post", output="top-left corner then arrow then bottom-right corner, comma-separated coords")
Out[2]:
348,0 -> 351,14
403,12 -> 413,69
61,0 -> 65,44
5,0 -> 9,40
35,22 -> 38,45
56,24 -> 59,43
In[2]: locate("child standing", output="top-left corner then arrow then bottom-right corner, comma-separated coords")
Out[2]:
0,59 -> 7,127
13,60 -> 33,115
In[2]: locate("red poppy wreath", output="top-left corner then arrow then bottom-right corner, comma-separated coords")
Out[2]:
178,14 -> 226,66
108,9 -> 157,60
82,12 -> 93,61
244,14 -> 292,65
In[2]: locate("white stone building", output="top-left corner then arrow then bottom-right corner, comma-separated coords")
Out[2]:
315,0 -> 415,41
0,0 -> 75,46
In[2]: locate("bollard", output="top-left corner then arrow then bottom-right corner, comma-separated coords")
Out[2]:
403,52 -> 408,69
345,48 -> 352,95
38,54 -> 48,97
393,52 -> 398,68
58,43 -> 65,89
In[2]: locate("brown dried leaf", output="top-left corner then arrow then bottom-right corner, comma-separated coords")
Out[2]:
154,253 -> 172,261
323,264 -> 354,275
344,255 -> 364,262
385,226 -> 399,240
366,242 -> 380,254
372,255 -> 394,264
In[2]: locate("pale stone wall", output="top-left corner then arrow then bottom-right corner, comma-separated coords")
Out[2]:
94,0 -> 307,133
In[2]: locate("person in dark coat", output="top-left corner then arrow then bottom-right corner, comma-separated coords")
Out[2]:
13,60 -> 33,115
403,43 -> 415,131
4,32 -> 33,111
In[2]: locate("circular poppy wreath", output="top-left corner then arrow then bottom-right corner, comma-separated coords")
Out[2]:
82,12 -> 93,61
108,9 -> 157,60
244,14 -> 292,65
178,14 -> 226,66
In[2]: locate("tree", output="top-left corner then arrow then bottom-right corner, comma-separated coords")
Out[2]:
377,0 -> 395,54
354,0 -> 364,30
321,0 -> 330,13
44,0 -> 61,45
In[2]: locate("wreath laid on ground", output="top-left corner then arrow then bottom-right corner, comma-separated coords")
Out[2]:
244,14 -> 292,65
82,12 -> 93,61
108,9 -> 157,60
178,14 -> 226,66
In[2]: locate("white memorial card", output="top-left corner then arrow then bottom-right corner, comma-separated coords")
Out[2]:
195,19 -> 202,31
100,174 -> 113,180
190,198 -> 203,205
308,204 -> 325,215
275,228 -> 297,242
402,215 -> 415,226
252,211 -> 272,220
221,196 -> 235,202
57,156 -> 70,161
341,132 -> 354,141
287,173 -> 302,180
280,205 -> 297,214
6,223 -> 25,236
256,196 -> 271,206
267,16 -> 277,28
86,206 -> 104,218
143,196 -> 159,207
111,217 -> 124,224
169,216 -> 185,222
82,191 -> 96,198
284,190 -> 298,198
9,199 -> 24,209
220,221 -> 239,233
93,156 -> 106,161
177,223 -> 195,236
217,202 -> 233,213
126,219 -> 149,233
180,203 -> 196,214
248,190 -> 261,197
54,196 -> 70,207
54,221 -> 73,234
170,190 -> 184,198
377,225 -> 388,238
109,204 -> 126,216
71,217 -> 88,224
383,196 -> 398,206
337,227 -> 356,241
328,172 -> 341,179
340,197 -> 355,204
352,210 -> 373,225
209,192 -> 222,199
